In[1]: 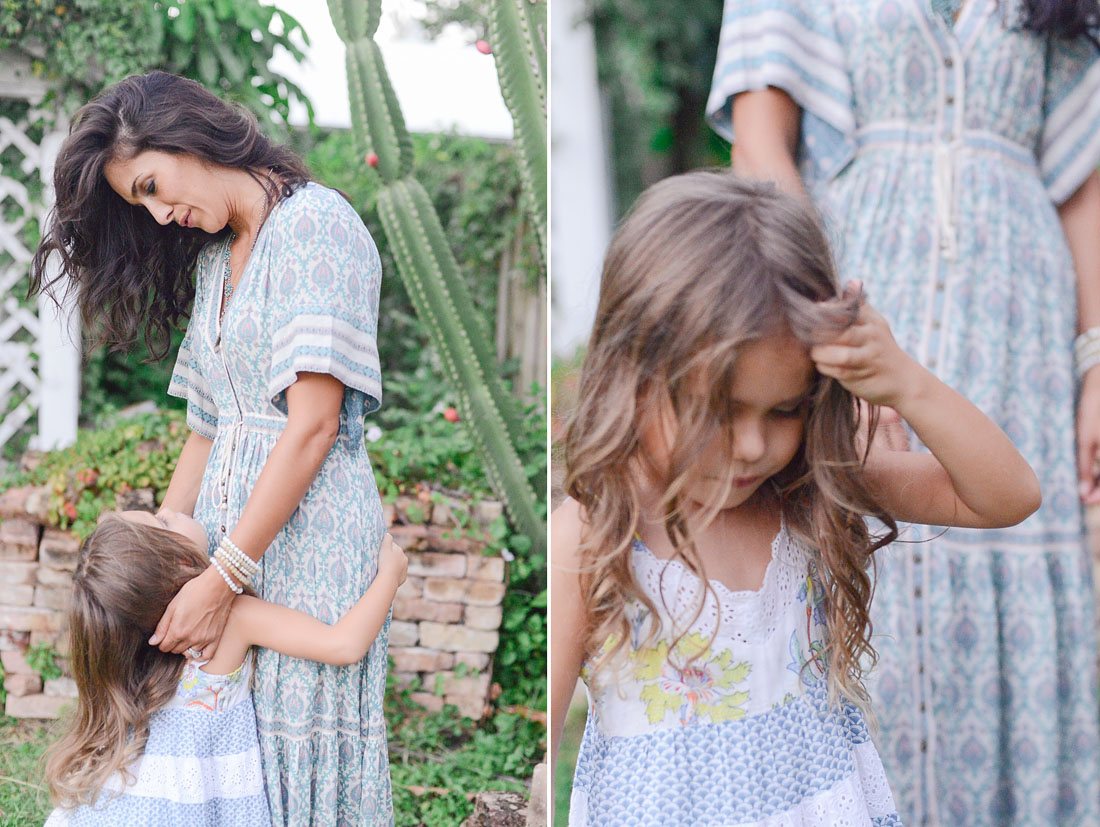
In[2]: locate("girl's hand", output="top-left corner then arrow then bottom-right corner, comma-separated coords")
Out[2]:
810,282 -> 922,409
378,533 -> 408,590
1078,369 -> 1100,503
150,565 -> 235,657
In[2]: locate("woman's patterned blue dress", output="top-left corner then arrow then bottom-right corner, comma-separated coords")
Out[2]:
169,182 -> 391,825
708,2 -> 1100,825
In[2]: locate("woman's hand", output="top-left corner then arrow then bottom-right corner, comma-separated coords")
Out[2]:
810,282 -> 922,408
151,565 -> 236,656
377,533 -> 408,592
1077,368 -> 1100,504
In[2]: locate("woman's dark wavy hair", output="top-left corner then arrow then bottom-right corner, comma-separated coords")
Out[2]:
31,71 -> 313,358
1020,0 -> 1099,40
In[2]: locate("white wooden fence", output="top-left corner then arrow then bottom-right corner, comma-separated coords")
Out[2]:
0,53 -> 79,456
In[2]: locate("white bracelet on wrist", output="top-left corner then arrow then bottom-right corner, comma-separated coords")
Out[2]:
1076,327 -> 1100,380
210,557 -> 243,595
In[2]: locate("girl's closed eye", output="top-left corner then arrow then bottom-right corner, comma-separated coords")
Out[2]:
144,179 -> 156,196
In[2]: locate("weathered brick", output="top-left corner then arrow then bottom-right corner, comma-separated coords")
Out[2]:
44,677 -> 78,698
464,605 -> 503,631
395,576 -> 423,600
389,620 -> 419,648
440,670 -> 492,697
39,530 -> 80,571
467,554 -> 506,582
444,692 -> 487,720
29,630 -> 63,651
406,551 -> 466,579
390,671 -> 418,689
466,581 -> 507,607
0,519 -> 39,561
454,652 -> 490,671
0,581 -> 34,608
4,672 -> 41,696
418,622 -> 499,653
473,500 -> 504,525
423,534 -> 475,553
0,629 -> 30,651
389,647 -> 455,673
5,693 -> 70,719
1,649 -> 31,674
422,577 -> 469,603
23,488 -> 51,523
393,597 -> 463,624
48,629 -> 70,658
0,561 -> 36,586
115,488 -> 155,512
0,606 -> 62,633
36,565 -> 73,588
33,586 -> 70,612
408,692 -> 444,712
0,488 -> 32,520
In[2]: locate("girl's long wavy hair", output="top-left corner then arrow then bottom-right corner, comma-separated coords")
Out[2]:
44,515 -> 248,808
563,171 -> 899,708
30,70 -> 313,358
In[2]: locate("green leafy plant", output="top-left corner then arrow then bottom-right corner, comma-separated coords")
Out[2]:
24,643 -> 62,683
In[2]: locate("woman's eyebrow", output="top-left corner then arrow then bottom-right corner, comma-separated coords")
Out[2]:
130,176 -> 140,199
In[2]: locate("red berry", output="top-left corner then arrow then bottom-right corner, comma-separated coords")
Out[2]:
63,502 -> 77,520
475,40 -> 491,55
366,152 -> 379,168
443,407 -> 460,423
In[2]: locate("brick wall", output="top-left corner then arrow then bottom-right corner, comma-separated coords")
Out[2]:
0,486 -> 509,720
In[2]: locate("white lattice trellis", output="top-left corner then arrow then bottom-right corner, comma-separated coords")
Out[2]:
0,52 -> 79,455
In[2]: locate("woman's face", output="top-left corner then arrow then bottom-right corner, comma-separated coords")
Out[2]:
104,150 -> 226,233
118,508 -> 208,553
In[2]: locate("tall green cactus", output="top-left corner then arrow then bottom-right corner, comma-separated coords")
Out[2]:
488,0 -> 547,260
329,0 -> 546,559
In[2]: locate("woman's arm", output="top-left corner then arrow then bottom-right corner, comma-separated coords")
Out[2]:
151,372 -> 346,655
550,500 -> 589,780
730,89 -> 806,197
1061,172 -> 1100,503
812,288 -> 1042,528
159,431 -> 214,516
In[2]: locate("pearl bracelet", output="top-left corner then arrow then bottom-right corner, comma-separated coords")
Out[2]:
210,557 -> 243,595
219,536 -> 259,577
215,547 -> 251,585
1077,328 -> 1100,380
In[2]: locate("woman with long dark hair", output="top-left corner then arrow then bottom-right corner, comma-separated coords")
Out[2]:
34,71 -> 392,825
707,1 -> 1100,824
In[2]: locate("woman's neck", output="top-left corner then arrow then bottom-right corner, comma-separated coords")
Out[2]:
224,168 -> 277,240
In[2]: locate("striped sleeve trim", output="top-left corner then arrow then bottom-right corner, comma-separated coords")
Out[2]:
706,7 -> 853,144
1040,56 -> 1100,204
269,313 -> 382,414
167,344 -> 218,440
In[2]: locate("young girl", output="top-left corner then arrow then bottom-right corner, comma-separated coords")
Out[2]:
550,171 -> 1041,826
44,510 -> 406,826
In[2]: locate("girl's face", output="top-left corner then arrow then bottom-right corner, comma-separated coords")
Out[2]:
118,509 -> 208,553
104,150 -> 226,233
641,332 -> 815,511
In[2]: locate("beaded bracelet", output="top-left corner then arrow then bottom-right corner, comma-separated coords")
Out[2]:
214,547 -> 251,584
219,536 -> 259,577
1076,328 -> 1100,380
210,556 -> 243,595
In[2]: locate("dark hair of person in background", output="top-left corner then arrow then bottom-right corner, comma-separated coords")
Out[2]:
1024,0 -> 1100,40
30,71 -> 313,360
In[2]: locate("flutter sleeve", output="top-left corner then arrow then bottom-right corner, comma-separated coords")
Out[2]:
167,247 -> 219,440
1039,32 -> 1100,205
705,0 -> 856,185
266,186 -> 383,415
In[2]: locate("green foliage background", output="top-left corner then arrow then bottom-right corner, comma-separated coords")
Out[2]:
586,0 -> 729,213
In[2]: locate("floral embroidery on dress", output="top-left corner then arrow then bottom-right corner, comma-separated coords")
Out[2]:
631,633 -> 752,726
